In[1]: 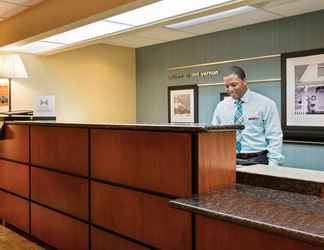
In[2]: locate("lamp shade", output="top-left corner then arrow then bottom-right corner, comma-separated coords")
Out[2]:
0,54 -> 28,79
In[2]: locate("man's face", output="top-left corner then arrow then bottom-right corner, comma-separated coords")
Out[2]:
224,73 -> 247,100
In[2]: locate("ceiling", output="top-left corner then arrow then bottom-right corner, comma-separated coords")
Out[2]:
101,0 -> 324,48
1,0 -> 324,53
0,0 -> 44,21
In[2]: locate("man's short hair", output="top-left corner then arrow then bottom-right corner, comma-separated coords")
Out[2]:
224,66 -> 246,80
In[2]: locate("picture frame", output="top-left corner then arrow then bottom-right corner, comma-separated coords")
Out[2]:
281,48 -> 324,142
0,82 -> 9,112
168,84 -> 198,123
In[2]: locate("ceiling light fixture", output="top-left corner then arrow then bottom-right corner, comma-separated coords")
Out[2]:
42,20 -> 133,45
106,0 -> 233,26
0,0 -> 234,54
166,6 -> 256,29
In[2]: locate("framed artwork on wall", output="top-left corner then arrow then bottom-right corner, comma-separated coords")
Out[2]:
0,82 -> 9,112
281,48 -> 324,142
168,84 -> 198,123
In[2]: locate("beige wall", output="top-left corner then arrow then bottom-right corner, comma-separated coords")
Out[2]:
1,43 -> 136,123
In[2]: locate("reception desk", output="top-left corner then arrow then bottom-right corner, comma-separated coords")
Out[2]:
170,184 -> 324,250
0,121 -> 240,250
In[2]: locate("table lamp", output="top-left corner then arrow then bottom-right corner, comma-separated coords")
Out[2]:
0,54 -> 28,112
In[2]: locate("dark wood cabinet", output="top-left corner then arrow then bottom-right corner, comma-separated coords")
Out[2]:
0,191 -> 29,233
0,160 -> 29,198
91,129 -> 192,197
196,215 -> 324,250
0,125 -> 29,163
91,227 -> 150,250
31,126 -> 88,176
31,203 -> 88,250
31,167 -> 89,220
92,181 -> 192,250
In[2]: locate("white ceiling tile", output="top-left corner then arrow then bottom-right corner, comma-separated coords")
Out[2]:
2,5 -> 27,18
178,9 -> 281,35
262,0 -> 324,17
135,27 -> 195,42
102,35 -> 164,48
0,1 -> 18,16
25,0 -> 44,6
2,0 -> 30,4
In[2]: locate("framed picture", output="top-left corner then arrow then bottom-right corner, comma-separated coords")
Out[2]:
168,85 -> 198,123
281,48 -> 324,142
0,83 -> 9,111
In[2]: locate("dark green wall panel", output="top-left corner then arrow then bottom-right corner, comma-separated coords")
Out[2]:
136,10 -> 324,170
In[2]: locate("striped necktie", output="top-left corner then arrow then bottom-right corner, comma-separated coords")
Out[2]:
234,99 -> 243,153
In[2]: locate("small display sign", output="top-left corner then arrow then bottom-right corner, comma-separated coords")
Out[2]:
33,96 -> 55,117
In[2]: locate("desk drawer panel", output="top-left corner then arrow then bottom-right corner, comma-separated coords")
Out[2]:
31,126 -> 88,176
91,181 -> 192,250
31,167 -> 88,220
31,203 -> 88,250
0,191 -> 29,232
91,129 -> 192,197
0,160 -> 29,197
91,227 -> 150,250
196,215 -> 323,250
0,125 -> 29,163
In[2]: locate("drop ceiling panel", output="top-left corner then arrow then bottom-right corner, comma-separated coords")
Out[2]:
102,34 -> 164,48
2,0 -> 42,5
2,5 -> 26,17
262,0 -> 324,17
0,0 -> 44,20
135,27 -> 195,42
0,1 -> 17,16
177,9 -> 281,35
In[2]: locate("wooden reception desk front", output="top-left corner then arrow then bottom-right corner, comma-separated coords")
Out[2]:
0,121 -> 239,250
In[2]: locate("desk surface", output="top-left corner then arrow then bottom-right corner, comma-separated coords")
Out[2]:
170,184 -> 324,247
4,120 -> 243,132
237,165 -> 324,184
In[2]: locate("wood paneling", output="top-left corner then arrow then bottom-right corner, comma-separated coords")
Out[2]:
0,191 -> 29,233
31,126 -> 88,176
0,160 -> 29,197
0,125 -> 29,163
196,215 -> 324,250
91,227 -> 150,250
31,203 -> 88,250
198,132 -> 236,193
31,167 -> 88,220
91,129 -> 192,197
91,181 -> 192,250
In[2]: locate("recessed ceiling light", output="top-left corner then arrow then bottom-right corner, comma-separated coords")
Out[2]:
0,0 -> 234,54
166,6 -> 256,29
12,41 -> 65,53
106,0 -> 233,26
42,21 -> 133,44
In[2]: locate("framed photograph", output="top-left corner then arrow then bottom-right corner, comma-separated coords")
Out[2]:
281,48 -> 324,142
0,84 -> 9,112
168,85 -> 198,123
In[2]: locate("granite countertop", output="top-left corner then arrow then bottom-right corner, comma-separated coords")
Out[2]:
237,165 -> 324,197
4,120 -> 243,132
237,165 -> 324,184
170,184 -> 324,247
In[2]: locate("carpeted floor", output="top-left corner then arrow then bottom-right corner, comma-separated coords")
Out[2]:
0,225 -> 43,250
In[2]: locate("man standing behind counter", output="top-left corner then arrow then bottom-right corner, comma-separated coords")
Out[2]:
211,66 -> 283,166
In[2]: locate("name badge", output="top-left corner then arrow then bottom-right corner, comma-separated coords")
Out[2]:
248,116 -> 259,120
